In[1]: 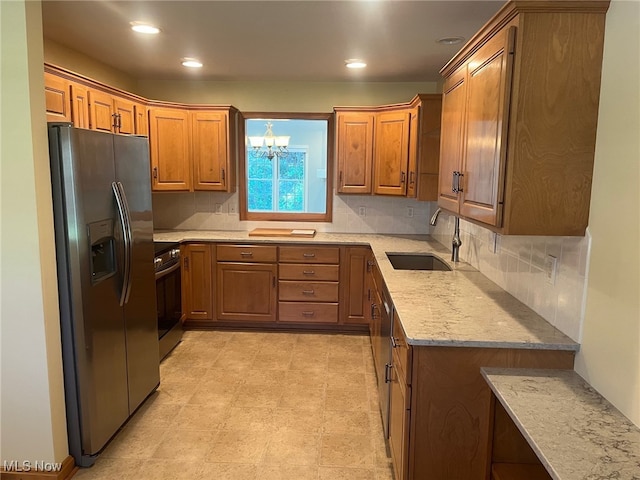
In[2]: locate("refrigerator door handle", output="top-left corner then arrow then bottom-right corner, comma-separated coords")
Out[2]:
112,182 -> 131,306
116,181 -> 134,304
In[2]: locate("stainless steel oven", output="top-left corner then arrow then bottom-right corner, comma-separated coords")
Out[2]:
154,242 -> 183,360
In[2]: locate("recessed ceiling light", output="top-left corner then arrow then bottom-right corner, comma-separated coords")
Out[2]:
181,58 -> 203,68
436,36 -> 465,46
345,59 -> 367,69
130,22 -> 160,34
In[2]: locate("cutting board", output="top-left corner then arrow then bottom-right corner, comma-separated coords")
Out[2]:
248,228 -> 316,238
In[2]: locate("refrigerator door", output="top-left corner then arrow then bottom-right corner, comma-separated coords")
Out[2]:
48,125 -> 130,464
113,134 -> 160,413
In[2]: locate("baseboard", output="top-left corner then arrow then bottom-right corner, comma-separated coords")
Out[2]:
1,455 -> 77,480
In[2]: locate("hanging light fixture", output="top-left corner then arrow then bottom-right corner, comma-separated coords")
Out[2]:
248,122 -> 290,160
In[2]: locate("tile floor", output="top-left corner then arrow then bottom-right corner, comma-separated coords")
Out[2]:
74,330 -> 394,480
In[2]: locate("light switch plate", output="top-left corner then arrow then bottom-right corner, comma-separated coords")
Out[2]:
407,207 -> 414,218
228,203 -> 237,215
358,206 -> 366,217
215,203 -> 223,214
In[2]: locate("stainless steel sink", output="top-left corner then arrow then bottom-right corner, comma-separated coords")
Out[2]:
386,253 -> 452,271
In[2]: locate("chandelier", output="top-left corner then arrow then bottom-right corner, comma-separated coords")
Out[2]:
248,122 -> 290,160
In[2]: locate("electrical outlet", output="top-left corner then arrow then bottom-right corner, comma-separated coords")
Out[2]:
214,203 -> 223,214
544,254 -> 558,285
228,203 -> 237,215
358,206 -> 366,217
407,207 -> 414,218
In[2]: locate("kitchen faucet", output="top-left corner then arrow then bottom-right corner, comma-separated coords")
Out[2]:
429,207 -> 462,263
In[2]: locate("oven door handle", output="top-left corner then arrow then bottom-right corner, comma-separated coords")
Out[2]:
155,261 -> 180,280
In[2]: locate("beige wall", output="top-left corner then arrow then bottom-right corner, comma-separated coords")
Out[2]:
1,0 -> 68,464
137,79 -> 438,112
44,38 -> 138,93
574,0 -> 640,426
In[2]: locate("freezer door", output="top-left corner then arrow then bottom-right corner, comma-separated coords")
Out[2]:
49,125 -> 130,461
113,134 -> 160,413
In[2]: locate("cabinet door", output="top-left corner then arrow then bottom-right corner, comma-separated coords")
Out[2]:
148,107 -> 192,191
135,104 -> 148,136
406,107 -> 420,198
89,89 -> 116,133
44,72 -> 72,123
373,111 -> 410,196
438,66 -> 466,213
114,98 -> 136,135
216,263 -> 277,322
336,112 -> 374,194
192,111 -> 230,191
416,95 -> 443,202
182,244 -> 213,321
70,82 -> 90,129
389,355 -> 410,480
340,246 -> 369,325
460,27 -> 515,227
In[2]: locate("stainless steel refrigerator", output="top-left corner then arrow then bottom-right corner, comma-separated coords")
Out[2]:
48,124 -> 160,467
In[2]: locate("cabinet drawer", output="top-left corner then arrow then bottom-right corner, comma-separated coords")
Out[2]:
279,263 -> 339,281
279,281 -> 339,302
278,302 -> 339,323
217,244 -> 278,263
392,311 -> 412,385
279,246 -> 339,264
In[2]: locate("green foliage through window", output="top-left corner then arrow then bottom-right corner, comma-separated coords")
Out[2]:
247,150 -> 306,212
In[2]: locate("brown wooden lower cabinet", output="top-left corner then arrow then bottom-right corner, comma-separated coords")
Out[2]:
181,243 -> 213,322
216,262 -> 277,322
180,242 -> 370,331
399,346 -> 574,480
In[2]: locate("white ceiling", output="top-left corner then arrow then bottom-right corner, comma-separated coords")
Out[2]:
41,0 -> 505,83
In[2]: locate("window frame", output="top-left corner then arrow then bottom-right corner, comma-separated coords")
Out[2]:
239,112 -> 334,222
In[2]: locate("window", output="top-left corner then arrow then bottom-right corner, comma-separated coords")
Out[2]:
239,113 -> 333,222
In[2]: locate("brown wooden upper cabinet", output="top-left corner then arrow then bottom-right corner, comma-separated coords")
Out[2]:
335,112 -> 374,194
148,107 -> 192,192
335,94 -> 441,200
148,106 -> 237,193
438,1 -> 610,236
44,72 -> 72,123
191,110 -> 235,191
44,66 -> 147,136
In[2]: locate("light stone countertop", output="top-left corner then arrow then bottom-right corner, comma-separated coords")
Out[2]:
482,368 -> 640,480
154,230 -> 578,351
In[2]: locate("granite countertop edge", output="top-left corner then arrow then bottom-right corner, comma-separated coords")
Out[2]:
154,230 -> 579,352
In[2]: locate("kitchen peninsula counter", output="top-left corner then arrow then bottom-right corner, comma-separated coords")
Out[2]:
482,368 -> 640,480
155,230 -> 578,352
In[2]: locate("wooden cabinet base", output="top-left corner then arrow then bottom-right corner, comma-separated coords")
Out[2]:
182,321 -> 368,333
492,463 -> 551,480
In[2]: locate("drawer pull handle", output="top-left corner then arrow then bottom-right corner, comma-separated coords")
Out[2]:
302,311 -> 315,317
302,289 -> 315,295
391,336 -> 398,348
303,270 -> 315,275
303,253 -> 316,258
240,252 -> 253,257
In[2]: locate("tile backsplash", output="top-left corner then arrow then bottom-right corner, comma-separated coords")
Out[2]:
152,193 -> 588,342
152,192 -> 431,234
431,209 -> 590,342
